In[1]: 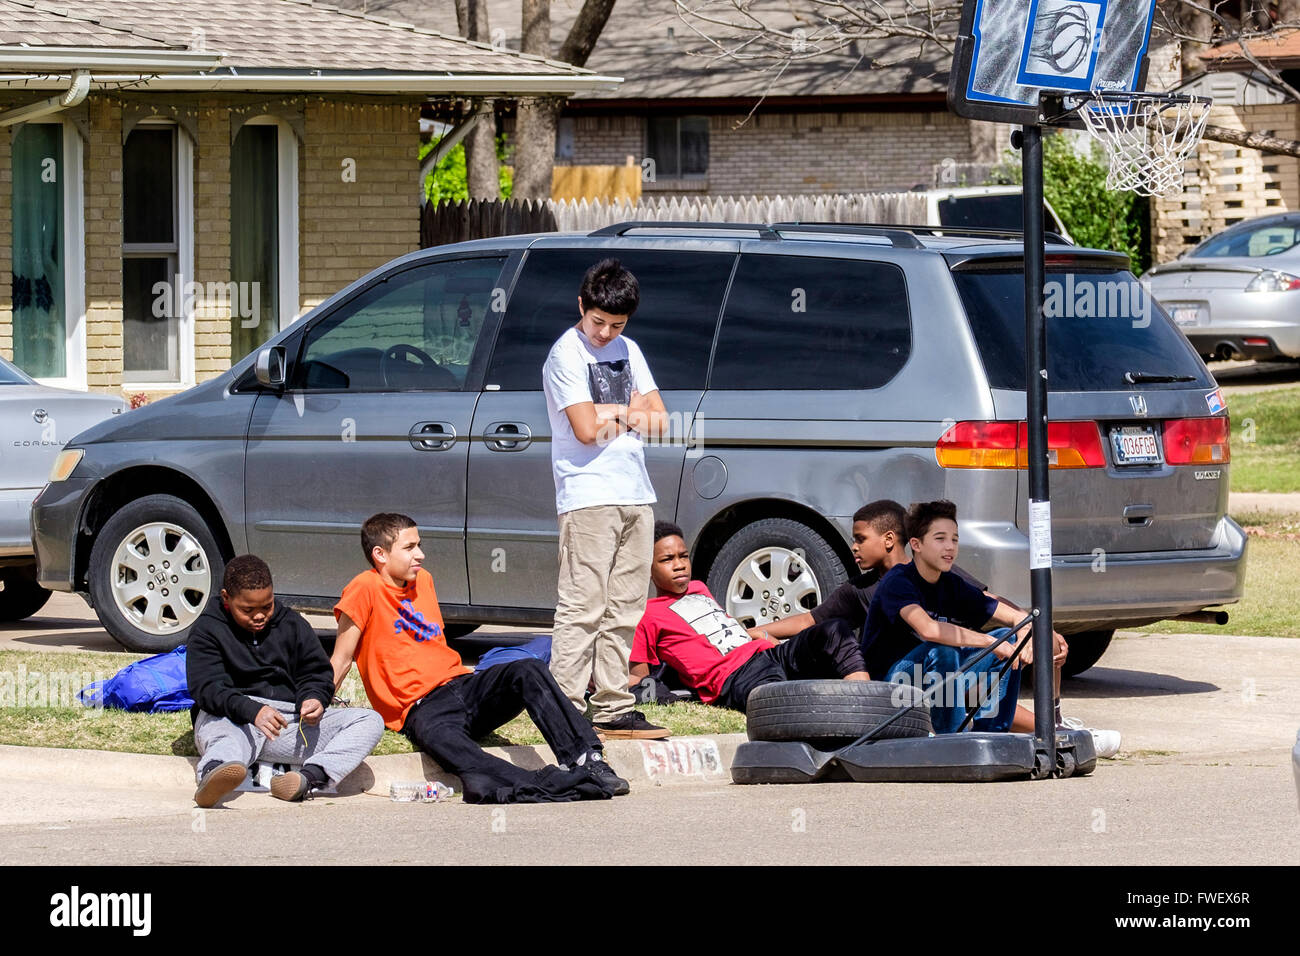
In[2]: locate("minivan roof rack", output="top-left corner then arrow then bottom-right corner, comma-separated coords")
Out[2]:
767,222 -> 924,248
588,221 -> 781,240
587,220 -> 1069,247
774,221 -> 1071,245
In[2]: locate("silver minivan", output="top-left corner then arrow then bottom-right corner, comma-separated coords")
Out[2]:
32,222 -> 1246,675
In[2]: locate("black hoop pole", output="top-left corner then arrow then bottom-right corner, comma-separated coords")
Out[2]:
1021,123 -> 1056,769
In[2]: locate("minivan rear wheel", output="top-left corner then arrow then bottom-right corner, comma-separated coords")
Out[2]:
88,494 -> 224,653
706,518 -> 846,629
1062,629 -> 1115,678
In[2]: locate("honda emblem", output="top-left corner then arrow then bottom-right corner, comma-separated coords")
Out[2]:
1129,395 -> 1148,417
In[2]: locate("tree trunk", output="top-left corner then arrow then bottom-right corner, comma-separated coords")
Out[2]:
454,0 -> 501,199
511,0 -> 620,200
513,97 -> 564,199
512,0 -> 556,200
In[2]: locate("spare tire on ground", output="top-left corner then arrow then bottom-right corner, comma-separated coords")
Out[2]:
745,680 -> 932,748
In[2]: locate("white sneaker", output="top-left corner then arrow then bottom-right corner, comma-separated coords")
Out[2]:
1060,716 -> 1122,759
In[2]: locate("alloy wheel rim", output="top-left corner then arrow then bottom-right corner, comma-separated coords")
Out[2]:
724,545 -> 822,627
109,521 -> 210,635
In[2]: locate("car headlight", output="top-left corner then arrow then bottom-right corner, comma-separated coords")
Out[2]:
1245,269 -> 1300,292
48,448 -> 84,482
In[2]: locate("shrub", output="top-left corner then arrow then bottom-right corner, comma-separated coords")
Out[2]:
994,129 -> 1149,273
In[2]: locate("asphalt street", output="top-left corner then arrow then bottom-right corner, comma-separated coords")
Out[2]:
2,596 -> 1297,865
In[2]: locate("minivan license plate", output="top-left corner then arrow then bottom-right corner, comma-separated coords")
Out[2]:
1111,425 -> 1162,465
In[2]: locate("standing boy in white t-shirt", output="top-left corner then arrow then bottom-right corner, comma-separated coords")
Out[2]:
542,258 -> 671,739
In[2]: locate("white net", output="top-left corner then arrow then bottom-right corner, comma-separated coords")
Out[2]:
1071,92 -> 1212,197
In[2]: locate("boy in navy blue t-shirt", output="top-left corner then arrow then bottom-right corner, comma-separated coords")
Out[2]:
861,500 -> 1068,733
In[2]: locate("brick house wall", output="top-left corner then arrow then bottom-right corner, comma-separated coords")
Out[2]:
555,108 -> 981,196
0,93 -> 422,397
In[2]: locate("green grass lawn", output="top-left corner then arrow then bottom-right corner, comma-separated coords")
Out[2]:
0,650 -> 744,757
1228,387 -> 1300,493
1135,511 -> 1299,639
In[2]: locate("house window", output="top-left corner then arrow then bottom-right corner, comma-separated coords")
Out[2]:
122,125 -> 183,383
646,116 -> 708,177
11,121 -> 85,386
230,117 -> 298,360
555,116 -> 575,161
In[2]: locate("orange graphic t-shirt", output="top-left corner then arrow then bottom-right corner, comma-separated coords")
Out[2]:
334,568 -> 471,731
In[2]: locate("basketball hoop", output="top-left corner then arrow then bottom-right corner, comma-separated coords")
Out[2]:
1061,90 -> 1212,197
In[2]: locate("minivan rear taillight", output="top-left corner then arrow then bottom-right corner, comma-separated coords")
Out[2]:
1163,417 -> 1230,465
936,421 -> 1105,469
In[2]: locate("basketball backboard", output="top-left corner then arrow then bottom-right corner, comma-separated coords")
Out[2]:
948,0 -> 1158,124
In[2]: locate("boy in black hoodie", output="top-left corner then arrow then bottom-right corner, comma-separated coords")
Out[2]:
187,554 -> 384,807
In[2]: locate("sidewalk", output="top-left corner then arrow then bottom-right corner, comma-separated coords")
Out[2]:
0,732 -> 746,824
1229,491 -> 1300,515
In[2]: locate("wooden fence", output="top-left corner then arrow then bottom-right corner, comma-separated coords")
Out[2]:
420,192 -> 932,248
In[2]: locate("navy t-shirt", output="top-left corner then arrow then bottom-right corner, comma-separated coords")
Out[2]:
859,562 -> 998,679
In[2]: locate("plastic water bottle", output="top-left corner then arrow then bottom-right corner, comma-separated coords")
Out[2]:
422,781 -> 454,802
389,781 -> 423,802
389,780 -> 454,802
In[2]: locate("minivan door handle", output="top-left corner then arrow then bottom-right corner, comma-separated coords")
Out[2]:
484,421 -> 533,452
1123,503 -> 1154,527
409,421 -> 457,451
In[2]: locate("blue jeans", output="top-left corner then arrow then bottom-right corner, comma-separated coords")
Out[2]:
885,628 -> 1022,733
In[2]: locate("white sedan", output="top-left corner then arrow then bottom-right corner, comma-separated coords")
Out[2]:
1,356 -> 124,621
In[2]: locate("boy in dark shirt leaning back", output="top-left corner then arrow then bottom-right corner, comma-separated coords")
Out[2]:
862,500 -> 1067,734
186,555 -> 385,808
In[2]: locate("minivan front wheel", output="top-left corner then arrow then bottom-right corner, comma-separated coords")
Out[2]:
707,518 -> 846,629
89,495 -> 224,653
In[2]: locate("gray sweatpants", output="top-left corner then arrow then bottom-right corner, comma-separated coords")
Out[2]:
194,697 -> 384,786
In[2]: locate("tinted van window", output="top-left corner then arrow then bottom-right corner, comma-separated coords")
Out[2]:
953,268 -> 1213,391
296,256 -> 505,391
487,248 -> 734,390
938,195 -> 1060,236
710,255 -> 911,390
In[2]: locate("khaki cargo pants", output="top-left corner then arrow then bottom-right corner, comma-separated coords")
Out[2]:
549,504 -> 653,723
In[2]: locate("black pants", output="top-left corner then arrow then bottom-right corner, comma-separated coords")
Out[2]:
716,617 -> 866,712
401,658 -> 603,797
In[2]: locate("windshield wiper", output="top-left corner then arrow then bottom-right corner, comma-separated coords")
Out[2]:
1123,371 -> 1198,384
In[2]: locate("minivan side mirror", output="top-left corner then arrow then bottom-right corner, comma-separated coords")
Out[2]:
255,346 -> 286,390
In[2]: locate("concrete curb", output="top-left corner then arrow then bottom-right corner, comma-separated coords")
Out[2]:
0,734 -> 747,798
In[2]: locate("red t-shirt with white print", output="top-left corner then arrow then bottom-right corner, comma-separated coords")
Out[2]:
631,580 -> 767,704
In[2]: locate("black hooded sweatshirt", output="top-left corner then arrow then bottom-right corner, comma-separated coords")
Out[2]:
186,595 -> 334,725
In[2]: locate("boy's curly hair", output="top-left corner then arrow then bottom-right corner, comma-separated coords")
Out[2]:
222,554 -> 273,596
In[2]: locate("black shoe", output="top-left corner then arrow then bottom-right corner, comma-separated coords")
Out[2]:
592,710 -> 670,740
580,751 -> 631,796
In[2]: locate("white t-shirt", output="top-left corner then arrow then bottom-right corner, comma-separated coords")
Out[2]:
542,326 -> 659,515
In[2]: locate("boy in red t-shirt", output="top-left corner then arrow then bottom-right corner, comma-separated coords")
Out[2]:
331,513 -> 628,801
630,522 -> 869,711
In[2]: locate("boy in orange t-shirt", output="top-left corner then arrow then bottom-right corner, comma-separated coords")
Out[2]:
331,512 -> 628,801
